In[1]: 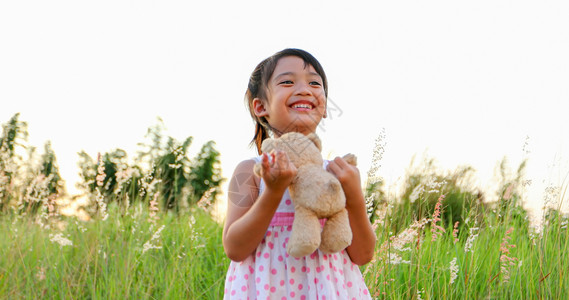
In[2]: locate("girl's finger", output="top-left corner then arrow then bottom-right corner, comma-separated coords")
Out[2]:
327,160 -> 340,175
275,151 -> 289,169
333,156 -> 348,169
261,153 -> 270,172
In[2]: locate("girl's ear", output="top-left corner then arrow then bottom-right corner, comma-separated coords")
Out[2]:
253,98 -> 268,117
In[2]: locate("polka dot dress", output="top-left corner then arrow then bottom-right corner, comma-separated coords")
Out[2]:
223,158 -> 371,300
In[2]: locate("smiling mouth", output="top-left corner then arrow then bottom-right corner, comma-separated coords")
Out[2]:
290,102 -> 314,110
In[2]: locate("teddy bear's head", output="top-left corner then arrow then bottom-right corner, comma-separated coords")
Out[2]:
260,132 -> 323,167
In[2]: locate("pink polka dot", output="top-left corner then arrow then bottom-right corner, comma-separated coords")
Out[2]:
231,290 -> 236,296
278,255 -> 284,262
314,278 -> 319,284
337,291 -> 340,296
326,274 -> 330,280
271,268 -> 277,275
344,258 -> 348,264
316,266 -> 321,273
290,292 -> 296,297
249,266 -> 254,274
280,280 -> 285,286
291,266 -> 296,273
244,274 -> 248,280
270,287 -> 276,293
241,285 -> 247,291
267,231 -> 272,236
310,252 -> 317,259
274,231 -> 279,237
322,296 -> 326,300
282,297 -> 287,300
259,265 -> 264,272
263,253 -> 269,258
289,278 -> 295,285
301,266 -> 307,272
264,284 -> 269,290
298,284 -> 303,290
301,295 -> 306,300
268,242 -> 274,249
287,226 -> 292,231
364,289 -> 369,295
347,281 -> 353,287
256,252 -> 261,257
256,277 -> 261,283
286,199 -> 292,205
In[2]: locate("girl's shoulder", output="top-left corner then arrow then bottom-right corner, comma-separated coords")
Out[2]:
233,158 -> 259,174
229,158 -> 261,189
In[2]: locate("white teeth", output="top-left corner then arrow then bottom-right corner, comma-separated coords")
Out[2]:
292,104 -> 312,109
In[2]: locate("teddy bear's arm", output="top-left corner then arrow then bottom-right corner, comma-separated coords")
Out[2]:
342,153 -> 357,166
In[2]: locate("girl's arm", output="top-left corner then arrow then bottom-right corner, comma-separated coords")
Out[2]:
327,156 -> 377,266
222,151 -> 297,262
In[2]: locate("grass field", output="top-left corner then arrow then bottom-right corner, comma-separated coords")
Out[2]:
1,192 -> 568,299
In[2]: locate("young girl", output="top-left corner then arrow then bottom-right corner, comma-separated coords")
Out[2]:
223,48 -> 376,299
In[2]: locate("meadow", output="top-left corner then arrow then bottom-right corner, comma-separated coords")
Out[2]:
1,114 -> 568,299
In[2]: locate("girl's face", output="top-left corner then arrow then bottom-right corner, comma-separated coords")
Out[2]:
253,56 -> 327,136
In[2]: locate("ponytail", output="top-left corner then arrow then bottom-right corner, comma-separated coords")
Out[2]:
253,122 -> 269,154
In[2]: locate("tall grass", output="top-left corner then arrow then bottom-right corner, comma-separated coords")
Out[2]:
363,201 -> 569,299
0,206 -> 228,299
2,117 -> 569,299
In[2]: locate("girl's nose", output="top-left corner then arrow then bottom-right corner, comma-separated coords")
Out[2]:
294,82 -> 312,96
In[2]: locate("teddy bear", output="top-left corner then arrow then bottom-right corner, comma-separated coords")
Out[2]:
254,132 -> 357,258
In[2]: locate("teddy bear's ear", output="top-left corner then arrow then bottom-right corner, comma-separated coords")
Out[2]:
306,133 -> 322,151
261,138 -> 276,154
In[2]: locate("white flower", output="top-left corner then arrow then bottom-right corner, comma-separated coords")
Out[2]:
464,227 -> 479,253
142,225 -> 165,253
387,252 -> 410,265
49,233 -> 73,247
450,257 -> 459,284
409,184 -> 424,203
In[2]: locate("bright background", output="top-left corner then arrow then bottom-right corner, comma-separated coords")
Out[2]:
1,0 -> 568,215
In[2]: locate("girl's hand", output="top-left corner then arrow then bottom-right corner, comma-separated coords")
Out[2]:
326,156 -> 362,203
259,150 -> 297,193
327,156 -> 376,265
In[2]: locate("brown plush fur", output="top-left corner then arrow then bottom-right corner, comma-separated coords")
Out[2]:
254,132 -> 356,258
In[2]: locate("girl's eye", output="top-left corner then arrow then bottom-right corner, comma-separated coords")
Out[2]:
279,80 -> 293,85
310,81 -> 322,86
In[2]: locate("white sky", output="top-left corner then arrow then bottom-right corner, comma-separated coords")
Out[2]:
1,0 -> 568,214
